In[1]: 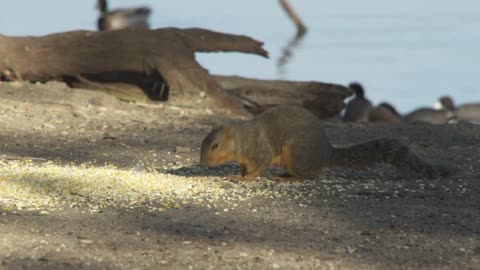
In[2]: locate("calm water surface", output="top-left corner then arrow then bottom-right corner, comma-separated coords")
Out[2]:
2,0 -> 479,112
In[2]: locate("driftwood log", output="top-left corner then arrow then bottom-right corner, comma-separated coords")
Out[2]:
0,28 -> 351,118
215,75 -> 351,119
0,28 -> 268,117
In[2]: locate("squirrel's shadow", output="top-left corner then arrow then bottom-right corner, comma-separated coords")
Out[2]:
165,163 -> 241,178
166,163 -> 292,179
164,163 -> 421,182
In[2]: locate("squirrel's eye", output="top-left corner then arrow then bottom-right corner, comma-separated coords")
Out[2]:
211,143 -> 219,150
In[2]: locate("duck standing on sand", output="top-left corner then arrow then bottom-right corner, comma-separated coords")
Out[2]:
435,96 -> 480,123
96,0 -> 151,31
343,82 -> 373,122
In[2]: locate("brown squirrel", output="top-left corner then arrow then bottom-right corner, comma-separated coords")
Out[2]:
200,106 -> 448,180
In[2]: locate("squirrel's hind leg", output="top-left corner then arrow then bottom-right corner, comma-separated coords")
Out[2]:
282,143 -> 327,179
281,144 -> 310,179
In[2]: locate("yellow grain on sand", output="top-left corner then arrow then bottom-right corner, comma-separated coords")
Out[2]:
0,160 -> 325,214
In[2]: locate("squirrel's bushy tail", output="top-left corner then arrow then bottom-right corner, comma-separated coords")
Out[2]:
328,139 -> 449,178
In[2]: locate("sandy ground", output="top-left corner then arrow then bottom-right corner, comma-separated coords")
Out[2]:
0,81 -> 479,270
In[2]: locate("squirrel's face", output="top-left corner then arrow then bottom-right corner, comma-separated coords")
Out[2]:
200,126 -> 236,167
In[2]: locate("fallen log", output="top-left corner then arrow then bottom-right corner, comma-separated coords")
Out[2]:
68,74 -> 352,119
215,75 -> 352,119
0,28 -> 351,119
0,28 -> 268,117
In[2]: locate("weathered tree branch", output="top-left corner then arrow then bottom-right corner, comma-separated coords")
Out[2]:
0,28 -> 268,117
279,0 -> 307,36
0,28 -> 350,119
215,75 -> 352,118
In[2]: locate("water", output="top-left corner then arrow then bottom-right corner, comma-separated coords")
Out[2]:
2,0 -> 479,113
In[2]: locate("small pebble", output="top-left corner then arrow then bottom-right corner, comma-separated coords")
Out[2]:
79,239 -> 93,245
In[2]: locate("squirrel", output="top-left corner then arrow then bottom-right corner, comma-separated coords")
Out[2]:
200,106 -> 449,180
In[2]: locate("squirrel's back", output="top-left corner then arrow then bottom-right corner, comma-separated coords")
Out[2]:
235,106 -> 333,176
